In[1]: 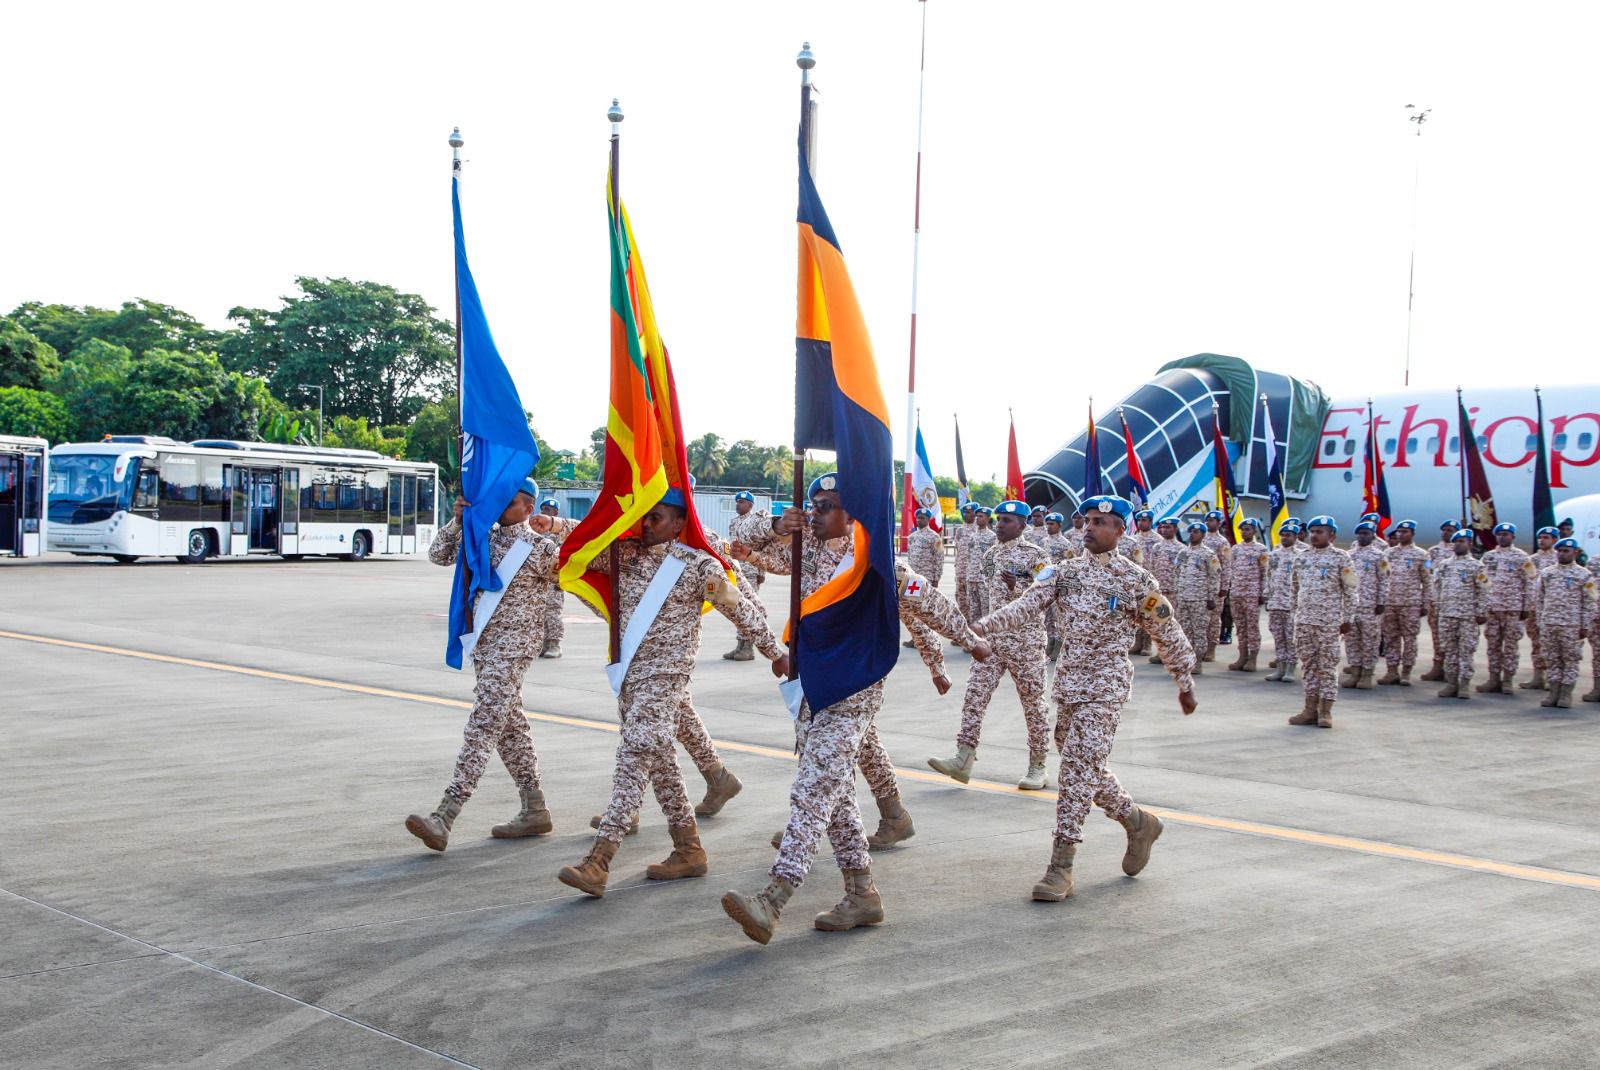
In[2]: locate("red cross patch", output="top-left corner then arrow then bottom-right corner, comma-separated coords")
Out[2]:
905,578 -> 924,599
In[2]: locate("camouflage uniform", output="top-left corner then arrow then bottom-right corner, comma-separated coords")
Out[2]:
1024,524 -> 1049,550
963,526 -> 997,621
1382,543 -> 1430,673
1174,544 -> 1221,666
1433,553 -> 1488,685
1224,540 -> 1269,663
1343,543 -> 1391,674
1064,526 -> 1086,557
1039,531 -> 1074,647
981,549 -> 1194,844
1534,562 -> 1596,688
956,536 -> 1052,757
1528,547 -> 1559,673
1202,531 -> 1232,653
906,525 -> 945,588
951,521 -> 974,621
1145,535 -> 1182,600
1588,559 -> 1600,697
428,517 -> 567,801
1117,532 -> 1146,565
1291,546 -> 1355,701
1265,544 -> 1299,671
729,508 -> 774,602
591,540 -> 780,845
1481,546 -> 1536,680
1425,539 -> 1456,672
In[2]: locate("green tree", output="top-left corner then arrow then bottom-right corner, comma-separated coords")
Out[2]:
7,302 -> 108,359
0,386 -> 71,441
404,397 -> 459,494
0,317 -> 62,391
686,432 -> 728,482
224,277 -> 454,426
324,415 -> 406,456
8,299 -> 223,359
588,426 -> 607,463
52,338 -> 134,440
761,450 -> 793,494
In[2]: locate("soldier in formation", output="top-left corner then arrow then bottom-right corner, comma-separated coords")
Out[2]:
1534,538 -> 1595,708
906,507 -> 945,586
1478,522 -> 1535,695
1340,521 -> 1389,690
1421,520 -> 1461,681
927,500 -> 1053,791
1585,545 -> 1600,703
1040,511 -> 1074,660
1378,520 -> 1429,686
1263,521 -> 1300,682
1144,517 -> 1183,665
1433,529 -> 1488,699
723,490 -> 771,662
952,501 -> 979,622
1522,525 -> 1561,692
1201,510 -> 1232,661
1127,509 -> 1161,655
1287,516 -> 1353,728
537,497 -> 566,658
1174,521 -> 1220,674
1224,517 -> 1268,672
1065,508 -> 1087,556
962,506 -> 997,621
1025,504 -> 1049,548
974,494 -> 1197,903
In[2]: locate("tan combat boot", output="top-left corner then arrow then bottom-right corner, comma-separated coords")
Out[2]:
1265,661 -> 1286,682
1399,664 -> 1413,686
1582,679 -> 1600,702
694,763 -> 743,818
1118,805 -> 1164,876
1420,659 -> 1445,682
1519,668 -> 1547,691
927,744 -> 976,783
646,822 -> 709,881
1031,840 -> 1076,902
721,877 -> 797,945
1228,651 -> 1248,671
1475,672 -> 1502,694
491,786 -> 553,839
1279,660 -> 1296,682
723,637 -> 755,661
1339,666 -> 1358,689
1288,696 -> 1318,725
405,794 -> 464,852
1355,668 -> 1375,690
1377,667 -> 1401,685
1148,653 -> 1163,665
814,868 -> 885,931
589,811 -> 640,835
1243,653 -> 1259,672
1556,684 -> 1575,709
1540,683 -> 1559,708
1316,698 -> 1334,728
540,639 -> 562,659
1437,676 -> 1459,699
770,828 -> 785,850
1203,643 -> 1216,663
1018,753 -> 1049,791
867,792 -> 915,848
557,838 -> 618,898
1455,678 -> 1472,700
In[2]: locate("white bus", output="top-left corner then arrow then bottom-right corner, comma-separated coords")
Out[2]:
47,436 -> 439,564
1,434 -> 49,558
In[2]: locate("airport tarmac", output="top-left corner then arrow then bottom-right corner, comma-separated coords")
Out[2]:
2,551 -> 1599,1069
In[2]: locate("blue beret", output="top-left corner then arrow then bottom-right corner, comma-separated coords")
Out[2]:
1205,509 -> 1224,520
661,486 -> 687,509
994,500 -> 1030,518
1537,526 -> 1559,538
807,471 -> 839,499
1080,495 -> 1133,523
1440,519 -> 1460,531
1030,505 -> 1046,514
914,507 -> 933,519
960,501 -> 977,513
1493,522 -> 1517,535
1287,516 -> 1303,525
1159,515 -> 1180,526
976,505 -> 993,516
1308,515 -> 1338,533
1555,537 -> 1580,550
1361,512 -> 1381,522
1278,521 -> 1299,533
734,491 -> 756,503
1134,509 -> 1154,520
1355,521 -> 1377,534
1451,529 -> 1474,542
1560,517 -> 1575,526
1186,521 -> 1206,534
517,478 -> 539,499
1393,519 -> 1417,531
1045,512 -> 1064,523
539,497 -> 559,510
1238,517 -> 1260,530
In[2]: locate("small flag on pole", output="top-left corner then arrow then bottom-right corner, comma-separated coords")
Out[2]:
1260,394 -> 1288,548
911,418 -> 942,532
954,416 -> 969,508
1458,393 -> 1499,549
1532,388 -> 1555,533
1118,408 -> 1148,507
1083,401 -> 1104,499
1211,404 -> 1242,544
1362,400 -> 1393,535
1005,412 -> 1025,501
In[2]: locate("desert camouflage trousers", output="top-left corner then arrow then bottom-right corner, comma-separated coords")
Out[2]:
1484,611 -> 1525,677
594,672 -> 696,844
1268,609 -> 1296,668
446,652 -> 541,801
544,585 -> 565,646
1053,700 -> 1134,844
1232,597 -> 1262,658
956,632 -> 1050,756
1542,624 -> 1583,686
1437,617 -> 1480,684
1382,604 -> 1423,670
771,682 -> 882,887
1177,598 -> 1211,665
1296,622 -> 1342,701
1344,613 -> 1382,670
675,692 -> 720,774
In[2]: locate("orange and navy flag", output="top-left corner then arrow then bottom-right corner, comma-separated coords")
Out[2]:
793,132 -> 898,713
557,182 -> 671,622
1211,406 -> 1243,544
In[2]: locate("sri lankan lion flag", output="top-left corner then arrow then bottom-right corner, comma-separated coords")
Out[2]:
558,183 -> 728,626
792,132 -> 899,714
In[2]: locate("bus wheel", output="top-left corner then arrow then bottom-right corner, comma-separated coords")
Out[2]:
178,530 -> 212,564
111,554 -> 139,565
280,554 -> 304,562
346,531 -> 371,561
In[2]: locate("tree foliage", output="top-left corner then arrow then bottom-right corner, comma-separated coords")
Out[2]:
8,299 -> 223,360
0,386 -> 71,441
0,317 -> 62,391
223,277 -> 454,427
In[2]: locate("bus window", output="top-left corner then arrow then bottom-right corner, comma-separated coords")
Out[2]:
365,469 -> 388,523
161,458 -> 200,522
417,474 -> 436,523
133,468 -> 159,513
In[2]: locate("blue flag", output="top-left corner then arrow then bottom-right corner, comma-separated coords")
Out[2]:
446,175 -> 538,669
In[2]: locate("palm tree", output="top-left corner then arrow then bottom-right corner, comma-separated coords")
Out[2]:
762,450 -> 793,494
687,432 -> 727,482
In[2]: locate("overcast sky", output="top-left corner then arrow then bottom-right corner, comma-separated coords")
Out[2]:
4,1 -> 1596,481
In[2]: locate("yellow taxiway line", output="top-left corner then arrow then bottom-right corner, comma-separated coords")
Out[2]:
5,627 -> 1597,893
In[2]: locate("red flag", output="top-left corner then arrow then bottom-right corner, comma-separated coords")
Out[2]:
1362,401 -> 1392,535
1119,408 -> 1148,506
1005,413 -> 1025,501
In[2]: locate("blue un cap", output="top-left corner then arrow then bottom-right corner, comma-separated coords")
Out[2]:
977,505 -> 994,516
662,474 -> 697,510
1440,519 -> 1460,531
1240,517 -> 1261,530
1361,512 -> 1381,523
1537,526 -> 1559,539
1555,537 -> 1581,550
1308,514 -> 1338,533
1355,521 -> 1377,534
539,497 -> 559,510
1186,521 -> 1206,534
734,490 -> 756,503
1079,495 -> 1134,524
1278,520 -> 1299,534
1205,509 -> 1224,521
517,478 -> 539,500
1493,522 -> 1517,535
807,471 -> 839,500
1045,512 -> 1064,523
961,501 -> 977,513
1393,519 -> 1417,531
1031,505 -> 1046,514
1451,529 -> 1474,542
914,507 -> 933,519
994,500 -> 1031,518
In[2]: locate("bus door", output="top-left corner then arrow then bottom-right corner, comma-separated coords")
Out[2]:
247,468 -> 281,552
401,473 -> 417,554
280,467 -> 300,554
387,474 -> 403,554
0,454 -> 17,556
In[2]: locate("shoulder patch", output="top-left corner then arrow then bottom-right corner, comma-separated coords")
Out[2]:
1340,566 -> 1357,590
1378,559 -> 1391,572
1140,592 -> 1174,621
900,570 -> 929,600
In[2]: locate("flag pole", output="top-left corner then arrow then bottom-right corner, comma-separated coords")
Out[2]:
1456,386 -> 1468,532
449,127 -> 465,452
606,98 -> 625,666
790,42 -> 817,682
900,1 -> 930,553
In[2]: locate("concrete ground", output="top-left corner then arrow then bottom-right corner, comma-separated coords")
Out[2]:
2,550 -> 1598,1069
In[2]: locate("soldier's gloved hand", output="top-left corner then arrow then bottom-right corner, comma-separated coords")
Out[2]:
728,540 -> 752,561
970,639 -> 993,661
1178,688 -> 1198,716
932,673 -> 952,695
771,653 -> 792,679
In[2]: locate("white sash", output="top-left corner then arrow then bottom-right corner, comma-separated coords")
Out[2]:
773,550 -> 855,720
605,551 -> 688,696
460,538 -> 534,662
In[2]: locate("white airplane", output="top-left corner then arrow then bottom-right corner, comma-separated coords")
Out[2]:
1023,355 -> 1600,541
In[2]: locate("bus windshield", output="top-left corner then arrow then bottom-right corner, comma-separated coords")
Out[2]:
49,453 -> 136,524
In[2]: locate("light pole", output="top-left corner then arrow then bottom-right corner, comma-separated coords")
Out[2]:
1401,104 -> 1432,387
297,384 -> 324,446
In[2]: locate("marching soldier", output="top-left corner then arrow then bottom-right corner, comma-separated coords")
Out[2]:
952,501 -> 979,622
927,500 -> 1053,791
1202,510 -> 1232,661
974,494 -> 1197,903
556,484 -> 782,898
1224,518 -> 1269,672
1175,521 -> 1220,675
1433,530 -> 1488,699
1479,522 -> 1536,695
1145,517 -> 1184,665
1585,548 -> 1600,703
1127,509 -> 1160,655
963,506 -> 998,621
1025,504 -> 1049,548
1287,517 -> 1354,728
1263,522 -> 1300,682
723,491 -> 771,662
1421,520 -> 1461,681
1522,525 -> 1561,691
406,481 -> 574,851
537,497 -> 566,658
1378,520 -> 1429,686
1040,511 -> 1074,660
1534,538 -> 1595,708
906,507 -> 945,586
1340,521 -> 1390,690
1065,508 -> 1087,556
